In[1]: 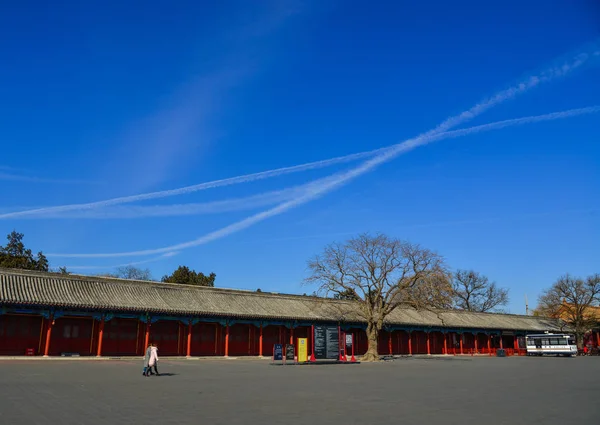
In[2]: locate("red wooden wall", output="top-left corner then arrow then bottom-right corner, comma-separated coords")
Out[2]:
149,321 -> 180,356
49,317 -> 94,356
1,313 -> 523,358
190,323 -> 219,356
261,325 -> 280,356
102,318 -> 139,356
0,314 -> 43,355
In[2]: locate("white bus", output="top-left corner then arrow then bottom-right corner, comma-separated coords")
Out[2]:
525,333 -> 577,357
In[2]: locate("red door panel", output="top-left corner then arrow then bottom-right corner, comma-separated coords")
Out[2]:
102,318 -> 139,356
262,325 -> 281,356
0,314 -> 43,355
50,317 -> 93,356
149,321 -> 180,356
190,323 -> 219,356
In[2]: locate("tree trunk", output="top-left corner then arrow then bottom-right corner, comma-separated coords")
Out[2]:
363,323 -> 380,362
576,330 -> 585,349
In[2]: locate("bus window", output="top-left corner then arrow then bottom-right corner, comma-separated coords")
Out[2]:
535,338 -> 542,348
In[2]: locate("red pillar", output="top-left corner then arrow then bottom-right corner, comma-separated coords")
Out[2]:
388,331 -> 393,355
259,325 -> 264,357
596,331 -> 600,348
310,325 -> 316,362
459,334 -> 464,355
144,322 -> 150,349
224,324 -> 230,357
487,333 -> 491,356
96,318 -> 105,357
426,332 -> 431,355
500,335 -> 504,349
474,333 -> 478,354
443,333 -> 448,355
408,332 -> 412,355
290,328 -> 294,345
186,322 -> 192,357
351,332 -> 356,362
43,316 -> 54,357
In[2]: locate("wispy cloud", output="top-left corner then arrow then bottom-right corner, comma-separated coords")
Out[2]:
102,69 -> 249,193
47,103 -> 600,258
0,168 -> 97,184
99,4 -> 303,194
236,208 -> 599,245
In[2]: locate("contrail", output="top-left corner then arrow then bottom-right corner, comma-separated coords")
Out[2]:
4,44 -> 598,221
48,105 -> 600,258
0,150 -> 375,220
9,105 -> 598,221
9,185 -> 308,219
66,252 -> 177,271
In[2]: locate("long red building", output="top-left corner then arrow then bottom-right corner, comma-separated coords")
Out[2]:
0,268 -> 563,357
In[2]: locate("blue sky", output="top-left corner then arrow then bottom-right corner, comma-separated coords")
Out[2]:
1,1 -> 599,314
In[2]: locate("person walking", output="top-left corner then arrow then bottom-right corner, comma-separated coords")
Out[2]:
146,343 -> 160,376
143,343 -> 152,376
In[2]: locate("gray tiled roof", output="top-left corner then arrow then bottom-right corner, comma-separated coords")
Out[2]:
0,268 -> 562,331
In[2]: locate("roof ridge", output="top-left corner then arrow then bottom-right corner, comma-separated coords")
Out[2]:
0,268 -> 560,325
440,308 -> 536,319
0,267 -> 325,302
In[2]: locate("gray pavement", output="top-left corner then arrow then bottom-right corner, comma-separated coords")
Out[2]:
0,356 -> 598,425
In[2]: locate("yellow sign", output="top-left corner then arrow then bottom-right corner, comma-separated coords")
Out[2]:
297,338 -> 308,363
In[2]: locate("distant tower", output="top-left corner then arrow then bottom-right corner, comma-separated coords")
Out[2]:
525,294 -> 529,316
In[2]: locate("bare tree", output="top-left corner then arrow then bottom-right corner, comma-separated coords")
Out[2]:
451,269 -> 509,313
536,273 -> 600,347
305,233 -> 448,361
100,265 -> 153,281
406,271 -> 454,310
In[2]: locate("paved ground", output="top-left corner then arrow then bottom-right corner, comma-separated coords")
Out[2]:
0,356 -> 598,425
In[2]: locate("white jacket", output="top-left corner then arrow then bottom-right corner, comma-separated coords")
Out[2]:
148,346 -> 159,367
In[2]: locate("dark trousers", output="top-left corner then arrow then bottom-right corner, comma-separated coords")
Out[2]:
145,364 -> 159,376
